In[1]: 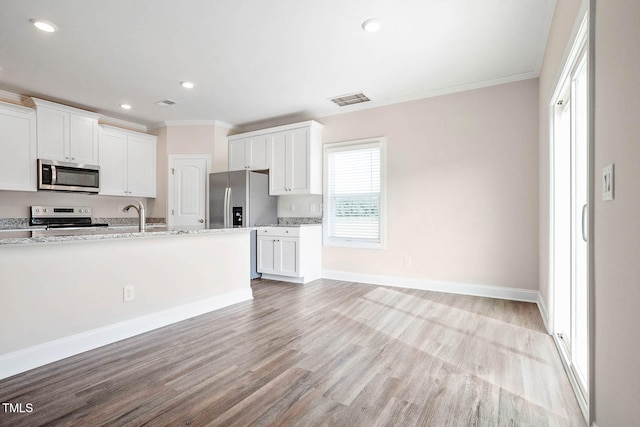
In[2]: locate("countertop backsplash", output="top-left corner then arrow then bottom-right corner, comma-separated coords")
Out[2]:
0,217 -> 166,230
0,218 -> 30,229
278,217 -> 322,225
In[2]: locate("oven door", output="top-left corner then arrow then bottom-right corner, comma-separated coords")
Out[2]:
38,159 -> 100,193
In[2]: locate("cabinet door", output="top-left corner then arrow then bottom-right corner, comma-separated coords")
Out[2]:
228,139 -> 247,171
247,136 -> 270,170
0,107 -> 37,191
69,114 -> 98,164
277,237 -> 299,276
127,135 -> 156,197
36,106 -> 68,161
257,236 -> 277,274
288,128 -> 310,193
269,132 -> 288,194
98,130 -> 128,196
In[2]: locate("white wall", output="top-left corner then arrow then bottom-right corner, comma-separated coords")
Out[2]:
319,79 -> 540,291
0,231 -> 250,355
148,122 -> 232,219
0,190 -> 154,220
593,0 -> 640,425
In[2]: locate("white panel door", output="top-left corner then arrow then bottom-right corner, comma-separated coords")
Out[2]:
247,136 -> 270,170
0,105 -> 36,191
257,236 -> 277,274
289,128 -> 309,193
228,139 -> 247,171
69,114 -> 98,164
169,155 -> 209,227
98,130 -> 128,196
127,135 -> 156,197
278,237 -> 299,276
269,132 -> 287,194
36,106 -> 68,161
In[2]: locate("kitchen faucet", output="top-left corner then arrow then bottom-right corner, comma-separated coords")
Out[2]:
122,200 -> 146,232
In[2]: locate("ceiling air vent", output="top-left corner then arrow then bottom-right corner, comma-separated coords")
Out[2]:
155,99 -> 178,107
330,93 -> 370,107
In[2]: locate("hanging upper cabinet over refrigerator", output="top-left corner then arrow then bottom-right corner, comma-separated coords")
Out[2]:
227,121 -> 323,196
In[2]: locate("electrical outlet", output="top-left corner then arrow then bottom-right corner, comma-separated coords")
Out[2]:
290,203 -> 296,212
404,256 -> 412,268
603,163 -> 614,201
123,285 -> 135,302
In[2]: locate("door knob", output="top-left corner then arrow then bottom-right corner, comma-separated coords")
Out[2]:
199,219 -> 204,223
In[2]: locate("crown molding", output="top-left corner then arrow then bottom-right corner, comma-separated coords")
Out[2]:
99,117 -> 148,133
0,89 -> 26,104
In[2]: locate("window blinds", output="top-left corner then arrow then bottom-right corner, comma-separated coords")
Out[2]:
326,143 -> 381,244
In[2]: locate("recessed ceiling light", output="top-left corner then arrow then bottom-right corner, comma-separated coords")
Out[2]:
180,81 -> 195,89
120,104 -> 132,110
362,19 -> 380,33
29,18 -> 58,33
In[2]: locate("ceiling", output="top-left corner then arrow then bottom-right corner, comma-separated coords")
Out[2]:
0,0 -> 556,129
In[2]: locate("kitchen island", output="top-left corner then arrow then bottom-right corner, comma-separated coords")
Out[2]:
0,227 -> 252,379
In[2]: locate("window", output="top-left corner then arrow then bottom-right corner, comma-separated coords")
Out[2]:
323,137 -> 386,248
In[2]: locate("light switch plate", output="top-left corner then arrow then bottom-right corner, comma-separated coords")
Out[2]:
603,163 -> 614,201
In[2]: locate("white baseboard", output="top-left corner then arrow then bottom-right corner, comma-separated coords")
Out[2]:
0,288 -> 253,380
321,270 -> 539,304
536,292 -> 551,334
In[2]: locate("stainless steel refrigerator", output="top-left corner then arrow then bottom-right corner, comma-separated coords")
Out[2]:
209,170 -> 277,278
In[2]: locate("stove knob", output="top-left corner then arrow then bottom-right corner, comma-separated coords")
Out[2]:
35,208 -> 40,213
43,208 -> 48,213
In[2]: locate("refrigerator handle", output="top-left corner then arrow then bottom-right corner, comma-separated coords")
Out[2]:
227,187 -> 233,228
224,187 -> 230,228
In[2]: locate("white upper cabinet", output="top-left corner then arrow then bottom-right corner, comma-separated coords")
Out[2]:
268,122 -> 322,195
228,120 -> 323,195
0,101 -> 37,192
99,125 -> 156,198
126,134 -> 157,197
228,135 -> 270,171
25,98 -> 101,164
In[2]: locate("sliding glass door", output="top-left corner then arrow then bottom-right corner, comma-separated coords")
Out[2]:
551,40 -> 589,410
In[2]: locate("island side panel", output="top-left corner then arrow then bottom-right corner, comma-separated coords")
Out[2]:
0,231 -> 251,355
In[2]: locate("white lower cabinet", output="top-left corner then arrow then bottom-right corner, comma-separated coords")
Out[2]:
257,225 -> 322,284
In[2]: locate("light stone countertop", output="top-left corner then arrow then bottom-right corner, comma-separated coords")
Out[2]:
0,225 -> 250,246
253,224 -> 322,228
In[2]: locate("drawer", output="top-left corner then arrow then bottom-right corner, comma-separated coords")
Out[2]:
257,227 -> 300,237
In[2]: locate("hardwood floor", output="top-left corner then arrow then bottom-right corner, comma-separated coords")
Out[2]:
0,279 -> 585,426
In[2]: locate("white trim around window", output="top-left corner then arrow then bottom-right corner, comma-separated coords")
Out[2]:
323,137 -> 387,249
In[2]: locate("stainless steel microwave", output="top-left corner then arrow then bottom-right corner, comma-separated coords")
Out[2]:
38,159 -> 100,193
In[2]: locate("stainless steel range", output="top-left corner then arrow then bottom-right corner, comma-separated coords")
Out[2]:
30,206 -> 108,229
